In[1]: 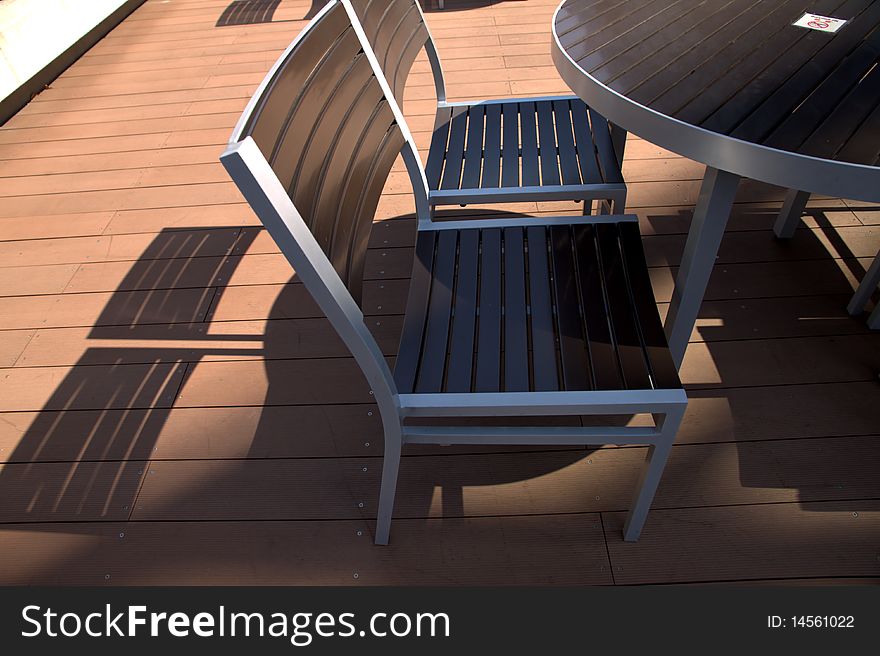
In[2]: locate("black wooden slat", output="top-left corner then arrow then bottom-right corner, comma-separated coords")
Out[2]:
800,62 -> 880,160
553,100 -> 583,185
836,103 -> 880,166
588,0 -> 740,82
372,0 -> 418,71
608,0 -> 778,98
664,0 -> 850,124
595,224 -> 652,390
555,0 -> 632,38
617,222 -> 681,390
394,231 -> 437,393
571,100 -> 602,183
536,101 -> 561,186
440,108 -> 468,190
317,95 -> 387,272
265,28 -> 363,188
501,102 -> 520,187
503,228 -> 529,392
461,105 -> 486,190
293,55 -> 377,230
445,229 -> 480,393
426,106 -> 453,190
415,231 -> 458,393
558,0 -> 657,51
350,0 -> 388,41
765,32 -> 880,152
713,0 -> 880,138
573,224 -> 622,390
588,108 -> 622,183
475,229 -> 503,392
519,102 -> 541,187
564,0 -> 688,64
481,103 -> 503,188
345,124 -> 406,302
385,11 -> 429,105
549,226 -> 591,391
526,226 -> 559,391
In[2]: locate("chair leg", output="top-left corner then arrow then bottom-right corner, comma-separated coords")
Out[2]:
374,422 -> 403,545
623,408 -> 684,541
611,189 -> 627,215
609,122 -> 627,164
592,190 -> 627,216
868,304 -> 880,330
773,190 -> 810,239
847,252 -> 880,318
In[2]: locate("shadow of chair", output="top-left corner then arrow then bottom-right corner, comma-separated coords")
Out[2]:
0,215 -> 598,564
217,0 -> 282,26
0,227 -> 259,524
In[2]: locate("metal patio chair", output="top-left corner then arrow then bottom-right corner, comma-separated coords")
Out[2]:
341,0 -> 627,219
220,1 -> 686,544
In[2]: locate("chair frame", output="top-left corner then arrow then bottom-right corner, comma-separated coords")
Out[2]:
339,0 -> 628,223
221,0 -> 687,545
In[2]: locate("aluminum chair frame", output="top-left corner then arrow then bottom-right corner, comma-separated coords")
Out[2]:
221,0 -> 686,545
339,0 -> 628,223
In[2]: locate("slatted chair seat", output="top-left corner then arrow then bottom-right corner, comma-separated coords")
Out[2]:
344,0 -> 627,217
221,0 -> 686,546
425,98 -> 626,207
395,219 -> 680,396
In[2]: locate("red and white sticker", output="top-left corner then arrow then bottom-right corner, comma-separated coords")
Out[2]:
793,12 -> 847,32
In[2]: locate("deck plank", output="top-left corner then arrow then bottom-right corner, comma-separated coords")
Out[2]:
0,516 -> 611,585
2,380 -> 877,463
0,0 -> 877,585
604,501 -> 880,584
118,436 -> 880,522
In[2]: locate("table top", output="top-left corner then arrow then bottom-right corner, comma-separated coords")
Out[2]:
552,0 -> 880,201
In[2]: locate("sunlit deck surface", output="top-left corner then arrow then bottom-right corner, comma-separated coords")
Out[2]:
0,0 -> 878,585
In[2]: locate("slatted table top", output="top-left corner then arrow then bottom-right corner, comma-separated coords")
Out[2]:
552,0 -> 880,201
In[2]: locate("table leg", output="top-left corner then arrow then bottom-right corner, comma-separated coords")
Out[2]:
847,253 -> 880,318
869,305 -> 880,330
773,189 -> 810,239
664,167 -> 740,368
610,122 -> 627,165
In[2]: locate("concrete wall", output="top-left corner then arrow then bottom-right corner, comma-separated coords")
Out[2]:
0,0 -> 135,100
0,0 -> 146,122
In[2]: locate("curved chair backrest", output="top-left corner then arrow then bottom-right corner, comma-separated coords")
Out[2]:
230,1 -> 404,299
344,0 -> 446,106
220,0 -> 403,416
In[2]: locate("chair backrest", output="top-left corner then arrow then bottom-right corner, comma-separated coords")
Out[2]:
344,0 -> 446,106
220,0 -> 403,411
229,0 -> 405,299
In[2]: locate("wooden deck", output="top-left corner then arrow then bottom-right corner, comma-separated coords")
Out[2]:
0,0 -> 878,585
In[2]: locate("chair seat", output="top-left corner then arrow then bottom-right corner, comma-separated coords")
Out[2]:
394,218 -> 681,395
424,97 -> 625,206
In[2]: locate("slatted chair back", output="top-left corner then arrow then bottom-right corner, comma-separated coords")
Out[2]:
228,1 -> 406,300
344,0 -> 446,107
220,1 -> 405,418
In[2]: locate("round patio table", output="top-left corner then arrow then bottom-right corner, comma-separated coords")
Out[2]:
552,0 -> 880,364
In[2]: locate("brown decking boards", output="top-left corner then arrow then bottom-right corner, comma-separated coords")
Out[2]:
0,0 -> 878,585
